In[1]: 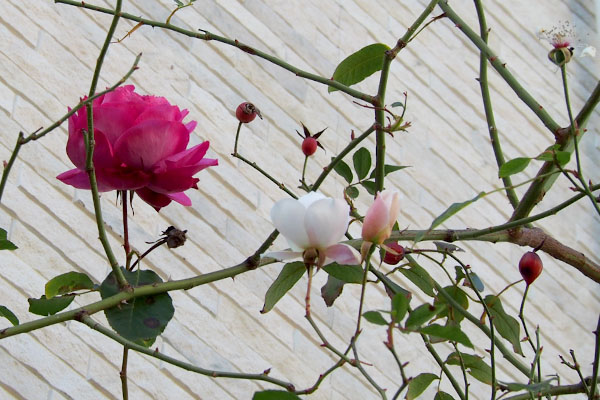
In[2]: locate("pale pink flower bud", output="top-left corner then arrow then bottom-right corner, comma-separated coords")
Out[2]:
361,190 -> 400,245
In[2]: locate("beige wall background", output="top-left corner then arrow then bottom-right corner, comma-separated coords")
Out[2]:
0,0 -> 599,398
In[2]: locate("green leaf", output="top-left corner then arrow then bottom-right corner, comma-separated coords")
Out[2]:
499,157 -> 531,178
321,275 -> 345,307
261,262 -> 305,313
322,263 -> 364,284
419,324 -> 474,348
363,311 -> 388,326
465,272 -> 484,292
332,158 -> 353,183
391,101 -> 404,108
416,192 -> 485,242
100,268 -> 174,347
484,295 -> 523,355
391,292 -> 409,323
446,352 -> 492,385
405,303 -> 443,330
329,43 -> 390,93
501,377 -> 556,393
353,147 -> 372,180
406,373 -> 439,400
434,392 -> 455,400
0,228 -> 17,250
0,305 -> 19,326
382,277 -> 412,300
28,295 -> 74,316
536,146 -> 571,166
360,180 -> 377,195
398,258 -> 435,297
345,186 -> 359,199
435,286 -> 469,324
253,390 -> 302,400
45,272 -> 94,299
368,164 -> 409,179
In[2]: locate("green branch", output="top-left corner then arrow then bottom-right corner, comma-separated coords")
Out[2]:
437,2 -> 560,133
0,256 -> 277,339
473,0 -> 519,210
55,0 -> 373,102
80,315 -> 296,391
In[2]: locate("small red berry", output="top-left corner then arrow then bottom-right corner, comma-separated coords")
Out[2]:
302,137 -> 318,156
236,102 -> 262,123
383,242 -> 405,265
519,251 -> 543,285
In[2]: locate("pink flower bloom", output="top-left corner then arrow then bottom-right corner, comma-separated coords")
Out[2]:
362,190 -> 400,245
268,192 -> 360,268
57,85 -> 217,210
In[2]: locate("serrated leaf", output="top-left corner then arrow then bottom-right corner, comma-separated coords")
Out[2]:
416,192 -> 485,243
329,43 -> 390,93
434,286 -> 468,324
398,258 -> 435,297
368,164 -> 409,179
345,186 -> 359,199
253,390 -> 302,400
45,272 -> 94,299
262,262 -> 305,313
434,392 -> 455,400
28,295 -> 74,316
419,324 -> 474,348
446,352 -> 492,385
321,275 -> 345,307
353,147 -> 371,180
100,268 -> 174,347
484,295 -> 523,355
407,373 -> 439,400
499,157 -> 531,178
0,305 -> 19,326
332,158 -> 353,183
391,292 -> 409,323
363,310 -> 388,326
322,263 -> 364,284
405,303 -> 443,330
360,180 -> 377,195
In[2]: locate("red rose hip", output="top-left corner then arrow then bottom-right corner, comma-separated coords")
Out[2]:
383,242 -> 405,265
519,251 -> 543,285
236,102 -> 262,123
302,137 -> 318,156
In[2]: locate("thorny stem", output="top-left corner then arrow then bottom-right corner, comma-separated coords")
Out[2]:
473,0 -> 519,210
120,346 -> 129,400
80,316 -> 297,391
0,54 -> 141,204
589,314 -> 600,399
0,256 -> 279,339
437,2 -> 560,133
351,341 -> 387,399
232,152 -> 297,199
312,124 -> 375,191
56,0 -> 373,102
561,65 -> 600,217
503,379 -> 593,399
452,343 -> 469,400
122,191 -> 131,269
84,0 -> 128,289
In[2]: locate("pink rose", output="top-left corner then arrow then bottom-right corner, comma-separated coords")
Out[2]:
57,85 -> 217,210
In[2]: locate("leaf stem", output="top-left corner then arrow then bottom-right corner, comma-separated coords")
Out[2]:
120,346 -> 129,400
589,314 -> 600,399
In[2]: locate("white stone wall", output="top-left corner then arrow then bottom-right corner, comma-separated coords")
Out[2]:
0,0 -> 598,399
